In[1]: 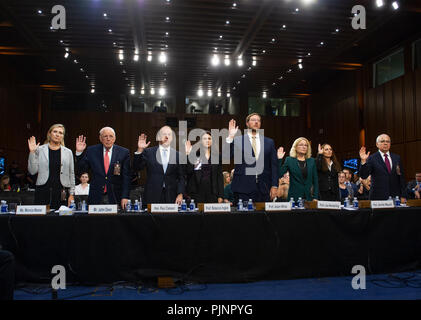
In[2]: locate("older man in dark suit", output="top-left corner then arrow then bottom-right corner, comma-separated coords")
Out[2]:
133,126 -> 185,205
75,127 -> 131,209
359,134 -> 406,201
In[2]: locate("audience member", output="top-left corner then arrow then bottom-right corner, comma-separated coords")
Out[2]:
406,172 -> 421,199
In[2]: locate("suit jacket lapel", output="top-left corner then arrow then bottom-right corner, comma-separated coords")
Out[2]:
98,145 -> 106,175
109,146 -> 118,176
376,152 -> 390,174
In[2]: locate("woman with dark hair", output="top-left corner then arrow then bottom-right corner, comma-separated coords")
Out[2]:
316,143 -> 341,201
185,131 -> 224,203
27,124 -> 75,209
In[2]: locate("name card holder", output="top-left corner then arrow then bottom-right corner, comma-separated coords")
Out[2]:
265,202 -> 292,212
304,200 -> 317,209
149,203 -> 179,214
407,199 -> 421,207
16,205 -> 48,215
370,200 -> 395,209
203,203 -> 231,213
317,201 -> 341,210
88,204 -> 118,215
358,200 -> 371,209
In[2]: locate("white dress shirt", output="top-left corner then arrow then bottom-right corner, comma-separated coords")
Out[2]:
379,150 -> 392,168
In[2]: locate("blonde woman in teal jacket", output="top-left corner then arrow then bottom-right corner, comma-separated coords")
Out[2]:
277,137 -> 319,201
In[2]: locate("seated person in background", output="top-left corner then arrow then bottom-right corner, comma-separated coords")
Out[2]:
276,172 -> 290,201
8,161 -> 25,188
406,172 -> 421,199
75,172 -> 90,196
357,176 -> 371,200
0,249 -> 15,300
0,175 -> 11,191
342,168 -> 357,198
25,172 -> 37,189
223,171 -> 231,188
338,171 -> 349,202
223,170 -> 234,204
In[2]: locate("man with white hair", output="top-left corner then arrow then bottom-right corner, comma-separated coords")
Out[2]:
76,127 -> 130,208
133,126 -> 184,205
359,133 -> 406,201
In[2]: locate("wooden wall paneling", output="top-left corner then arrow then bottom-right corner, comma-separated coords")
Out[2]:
403,73 -> 415,141
366,88 -> 376,148
392,77 -> 404,144
376,85 -> 385,135
384,81 -> 394,140
404,141 -> 418,180
416,68 -> 421,140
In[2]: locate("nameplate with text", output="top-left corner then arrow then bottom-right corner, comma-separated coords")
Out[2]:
265,202 -> 292,211
204,203 -> 231,213
151,204 -> 179,213
16,205 -> 47,215
317,201 -> 341,210
88,205 -> 118,214
370,200 -> 394,209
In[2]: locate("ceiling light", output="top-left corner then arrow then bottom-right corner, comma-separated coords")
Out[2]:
272,83 -> 276,86
119,50 -> 124,60
165,32 -> 169,36
131,89 -> 135,95
376,0 -> 384,7
392,1 -> 399,9
302,0 -> 316,4
74,59 -> 78,64
237,56 -> 243,66
298,63 -> 303,69
103,13 -> 108,17
64,52 -> 69,59
282,25 -> 287,29
151,88 -> 155,95
37,9 -> 43,15
108,29 -> 112,33
91,88 -> 95,94
224,55 -> 231,66
134,54 -> 139,62
262,92 -> 267,98
147,53 -> 152,62
252,57 -> 257,66
219,35 -> 223,40
308,52 -> 311,56
207,90 -> 212,97
211,54 -> 220,66
226,20 -> 230,25
166,17 -> 170,21
198,89 -> 204,97
159,88 -> 166,96
80,68 -> 84,72
335,28 -> 340,33
141,89 -> 145,95
295,8 -> 300,12
227,93 -> 231,98
159,52 -> 167,64
271,38 -> 276,43
217,91 -> 221,97
233,3 -> 237,7
298,59 -> 302,63
262,50 -> 266,54
320,42 -> 324,45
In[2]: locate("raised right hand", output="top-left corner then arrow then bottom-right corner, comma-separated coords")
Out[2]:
318,144 -> 323,154
359,146 -> 370,163
185,140 -> 192,155
137,133 -> 150,152
28,136 -> 40,153
76,135 -> 87,153
228,119 -> 238,138
277,147 -> 285,160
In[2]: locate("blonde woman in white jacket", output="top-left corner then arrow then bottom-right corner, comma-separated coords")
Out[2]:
28,124 -> 75,209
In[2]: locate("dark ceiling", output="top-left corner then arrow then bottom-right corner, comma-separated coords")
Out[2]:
1,0 -> 420,98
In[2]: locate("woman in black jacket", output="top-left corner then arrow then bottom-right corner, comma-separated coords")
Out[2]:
185,131 -> 224,203
316,143 -> 341,201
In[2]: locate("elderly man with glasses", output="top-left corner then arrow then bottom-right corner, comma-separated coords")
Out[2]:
359,134 -> 406,202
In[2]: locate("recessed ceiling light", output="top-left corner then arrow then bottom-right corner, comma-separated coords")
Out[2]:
108,29 -> 112,33
166,17 -> 170,21
226,20 -> 230,25
219,35 -> 223,40
392,1 -> 399,10
37,9 -> 43,15
103,13 -> 108,17
295,8 -> 300,12
376,0 -> 384,7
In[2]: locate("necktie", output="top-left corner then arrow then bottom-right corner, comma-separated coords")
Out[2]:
162,149 -> 168,173
251,136 -> 258,160
104,149 -> 110,193
384,154 -> 391,174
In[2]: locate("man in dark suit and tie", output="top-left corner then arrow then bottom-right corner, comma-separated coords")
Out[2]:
359,133 -> 406,201
133,126 -> 184,205
406,172 -> 421,199
225,113 -> 278,203
75,127 -> 130,209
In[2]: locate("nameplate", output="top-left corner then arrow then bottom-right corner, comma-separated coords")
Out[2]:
151,203 -> 179,213
370,200 -> 394,209
204,203 -> 231,213
265,202 -> 292,211
88,205 -> 118,214
317,201 -> 341,210
16,205 -> 47,215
